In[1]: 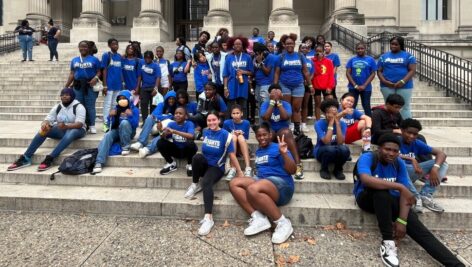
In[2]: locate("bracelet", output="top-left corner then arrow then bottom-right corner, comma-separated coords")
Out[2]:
433,164 -> 441,168
354,85 -> 358,89
269,100 -> 276,106
277,102 -> 283,107
400,79 -> 406,84
94,76 -> 100,81
396,217 -> 407,226
327,126 -> 334,131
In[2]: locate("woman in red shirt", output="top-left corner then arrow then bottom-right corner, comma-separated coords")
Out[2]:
311,45 -> 335,120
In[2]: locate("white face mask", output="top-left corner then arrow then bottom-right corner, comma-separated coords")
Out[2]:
118,99 -> 128,108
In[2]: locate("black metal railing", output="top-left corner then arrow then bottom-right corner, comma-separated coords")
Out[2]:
0,32 -> 20,55
331,23 -> 472,104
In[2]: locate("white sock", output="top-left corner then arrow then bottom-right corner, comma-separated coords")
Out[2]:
274,214 -> 286,224
251,210 -> 263,218
363,143 -> 371,151
204,214 -> 212,221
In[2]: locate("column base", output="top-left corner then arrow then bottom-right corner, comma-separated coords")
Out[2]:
333,10 -> 367,36
457,26 -> 472,39
70,16 -> 111,43
268,8 -> 300,40
131,14 -> 169,42
203,10 -> 233,38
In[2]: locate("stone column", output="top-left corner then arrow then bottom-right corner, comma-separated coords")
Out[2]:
131,0 -> 169,42
203,0 -> 233,38
268,0 -> 300,40
70,0 -> 111,43
458,0 -> 472,38
26,0 -> 51,31
332,0 -> 366,36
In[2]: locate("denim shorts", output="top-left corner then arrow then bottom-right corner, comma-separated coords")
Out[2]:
257,176 -> 294,206
280,83 -> 305,97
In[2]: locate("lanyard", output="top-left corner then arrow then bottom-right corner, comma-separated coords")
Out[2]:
234,53 -> 243,71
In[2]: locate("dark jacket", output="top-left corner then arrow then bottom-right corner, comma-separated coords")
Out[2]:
371,107 -> 403,145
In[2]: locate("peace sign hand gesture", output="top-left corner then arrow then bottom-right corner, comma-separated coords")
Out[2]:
277,134 -> 288,154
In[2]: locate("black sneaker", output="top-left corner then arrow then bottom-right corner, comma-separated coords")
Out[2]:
333,169 -> 346,180
320,169 -> 331,180
7,155 -> 32,171
160,162 -> 177,175
186,164 -> 193,177
380,240 -> 399,267
195,131 -> 202,140
293,128 -> 301,137
38,155 -> 54,172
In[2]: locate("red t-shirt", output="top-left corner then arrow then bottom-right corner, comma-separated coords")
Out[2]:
311,57 -> 335,90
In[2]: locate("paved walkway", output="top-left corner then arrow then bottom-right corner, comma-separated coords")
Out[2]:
0,211 -> 470,266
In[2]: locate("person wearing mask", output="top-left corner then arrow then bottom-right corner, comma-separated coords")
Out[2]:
184,112 -> 243,236
137,50 -> 161,122
170,50 -> 191,92
346,42 -> 377,117
378,36 -> 416,119
7,88 -> 86,172
175,36 -> 192,62
101,38 -> 123,133
207,41 -> 227,99
324,42 -> 341,99
64,40 -> 101,134
354,133 -> 464,267
154,46 -> 172,96
223,37 -> 254,118
250,27 -> 265,44
14,19 -> 36,62
92,91 -> 139,173
46,19 -> 60,62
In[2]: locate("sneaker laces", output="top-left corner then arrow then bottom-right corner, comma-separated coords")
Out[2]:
385,242 -> 398,257
42,156 -> 54,165
14,155 -> 27,165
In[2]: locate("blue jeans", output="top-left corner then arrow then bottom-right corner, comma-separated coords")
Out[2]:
103,90 -> 120,126
137,116 -> 156,145
96,120 -> 135,165
47,38 -> 58,60
349,89 -> 372,117
380,87 -> 413,119
280,82 -> 305,97
146,135 -> 161,154
315,145 -> 351,170
24,126 -> 86,159
405,159 -> 448,197
18,35 -> 33,60
74,88 -> 99,127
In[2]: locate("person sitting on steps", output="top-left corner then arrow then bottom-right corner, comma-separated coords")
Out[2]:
371,94 -> 404,145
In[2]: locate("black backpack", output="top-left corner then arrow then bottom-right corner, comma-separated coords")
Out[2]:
56,103 -> 80,116
49,148 -> 98,180
352,151 -> 399,193
295,134 -> 314,159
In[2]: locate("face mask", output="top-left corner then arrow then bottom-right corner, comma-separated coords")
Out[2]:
118,99 -> 128,108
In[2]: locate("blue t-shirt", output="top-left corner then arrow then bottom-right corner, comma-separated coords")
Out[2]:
305,54 -> 315,76
269,39 -> 278,47
210,53 -> 223,85
339,107 -> 364,127
122,57 -> 141,91
346,55 -> 377,91
250,36 -> 265,44
378,51 -> 416,89
277,52 -> 307,86
202,128 -> 235,171
260,100 -> 292,132
223,53 -> 254,100
70,55 -> 100,80
223,119 -> 251,140
101,52 -> 123,90
255,53 -> 277,86
255,143 -> 294,189
170,61 -> 189,82
354,153 -> 410,198
183,102 -> 198,116
139,60 -> 161,88
314,119 -> 347,157
194,62 -> 211,93
166,120 -> 195,149
326,53 -> 341,84
399,138 -> 433,164
306,49 -> 315,60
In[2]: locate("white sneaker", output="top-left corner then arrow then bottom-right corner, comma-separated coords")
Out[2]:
413,196 -> 424,213
89,126 -> 97,134
92,163 -> 102,174
244,167 -> 252,177
160,161 -> 177,175
380,240 -> 399,267
130,142 -> 143,151
198,215 -> 215,236
301,123 -> 308,133
225,168 -> 237,181
138,147 -> 150,158
121,149 -> 130,156
184,182 -> 202,199
244,211 -> 271,236
271,217 -> 293,244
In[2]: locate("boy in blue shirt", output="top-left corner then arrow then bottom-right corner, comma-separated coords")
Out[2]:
399,118 -> 447,213
137,50 -> 161,122
253,43 -> 277,119
101,38 -> 123,132
354,133 -> 462,267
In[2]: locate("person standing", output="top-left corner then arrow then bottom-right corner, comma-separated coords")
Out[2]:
46,19 -> 60,61
324,42 -> 341,99
14,20 -> 36,62
207,41 -> 227,99
137,51 -> 161,122
250,28 -> 265,44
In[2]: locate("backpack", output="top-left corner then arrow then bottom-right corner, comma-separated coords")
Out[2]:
56,103 -> 80,116
352,151 -> 399,193
295,134 -> 314,159
49,148 -> 98,180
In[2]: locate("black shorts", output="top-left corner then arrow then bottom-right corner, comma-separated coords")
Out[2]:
314,89 -> 332,97
304,85 -> 312,94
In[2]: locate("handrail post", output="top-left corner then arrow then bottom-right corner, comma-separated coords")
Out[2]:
445,54 -> 450,97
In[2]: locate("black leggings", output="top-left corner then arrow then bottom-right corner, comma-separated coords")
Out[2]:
192,154 -> 224,214
356,189 -> 464,267
172,81 -> 188,92
157,138 -> 197,164
140,87 -> 155,122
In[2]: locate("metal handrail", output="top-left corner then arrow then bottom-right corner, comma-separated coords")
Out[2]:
331,23 -> 472,104
0,32 -> 20,55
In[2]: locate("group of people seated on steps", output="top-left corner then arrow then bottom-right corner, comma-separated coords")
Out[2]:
5,29 -> 464,266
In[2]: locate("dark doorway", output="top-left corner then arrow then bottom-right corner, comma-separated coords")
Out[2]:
174,0 -> 209,41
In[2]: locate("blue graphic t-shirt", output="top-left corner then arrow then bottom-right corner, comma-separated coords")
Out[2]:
378,51 -> 417,89
260,100 -> 292,132
166,120 -> 195,149
194,62 -> 211,94
70,55 -> 100,80
277,52 -> 307,86
223,53 -> 254,100
354,152 -> 410,198
170,61 -> 189,82
256,142 -> 294,189
255,53 -> 277,86
139,60 -> 161,88
122,57 -> 141,91
305,54 -> 315,76
223,119 -> 251,140
399,138 -> 433,164
313,119 -> 347,157
202,128 -> 235,171
101,52 -> 123,90
339,107 -> 364,127
250,36 -> 266,44
326,53 -> 341,85
346,55 -> 378,91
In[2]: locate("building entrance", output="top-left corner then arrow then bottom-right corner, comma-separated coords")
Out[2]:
174,0 -> 208,41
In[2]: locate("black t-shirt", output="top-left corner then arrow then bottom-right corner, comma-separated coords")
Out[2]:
15,26 -> 35,36
47,27 -> 59,40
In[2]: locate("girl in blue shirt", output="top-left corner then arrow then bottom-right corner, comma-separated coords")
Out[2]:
185,112 -> 242,237
64,40 -> 101,132
194,51 -> 212,98
122,44 -> 140,93
377,36 -> 417,119
338,92 -> 372,152
346,42 -> 377,116
154,46 -> 172,95
137,50 -> 161,122
176,90 -> 197,117
223,104 -> 252,180
299,43 -> 315,133
324,42 -> 341,99
229,122 -> 296,244
170,50 -> 191,92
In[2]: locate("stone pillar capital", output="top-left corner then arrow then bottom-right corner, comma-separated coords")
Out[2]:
131,0 -> 169,42
203,0 -> 233,38
70,0 -> 110,43
268,0 -> 300,40
26,0 -> 51,24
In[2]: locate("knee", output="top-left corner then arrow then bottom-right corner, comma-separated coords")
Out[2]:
192,153 -> 205,165
119,120 -> 131,129
278,128 -> 293,139
246,184 -> 260,199
201,174 -> 213,188
358,120 -> 366,129
338,145 -> 351,155
372,190 -> 393,204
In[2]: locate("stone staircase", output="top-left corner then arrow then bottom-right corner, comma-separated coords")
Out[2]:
0,42 -> 471,231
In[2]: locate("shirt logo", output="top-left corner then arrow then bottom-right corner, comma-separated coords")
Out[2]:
320,64 -> 327,74
124,64 -> 135,71
203,137 -> 220,149
255,155 -> 269,165
400,152 -> 416,158
110,59 -> 121,68
232,61 -> 247,68
142,65 -> 154,74
384,58 -> 404,64
74,62 -> 93,69
283,60 -> 301,66
173,134 -> 186,143
341,118 -> 355,125
271,114 -> 280,122
375,175 -> 397,182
